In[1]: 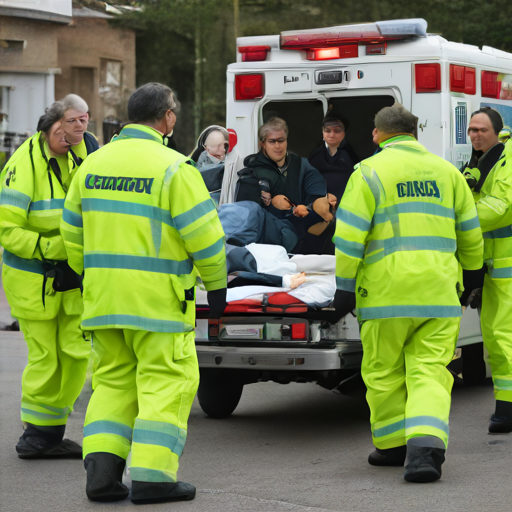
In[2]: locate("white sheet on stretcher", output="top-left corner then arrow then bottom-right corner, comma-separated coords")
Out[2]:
197,244 -> 337,308
224,273 -> 335,308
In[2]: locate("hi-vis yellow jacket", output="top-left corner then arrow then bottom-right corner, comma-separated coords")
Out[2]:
61,124 -> 227,333
0,132 -> 84,320
475,139 -> 512,277
334,135 -> 484,321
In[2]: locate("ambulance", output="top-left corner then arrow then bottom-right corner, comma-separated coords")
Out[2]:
195,18 -> 511,418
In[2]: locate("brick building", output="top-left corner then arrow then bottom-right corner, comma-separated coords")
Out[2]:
0,0 -> 135,166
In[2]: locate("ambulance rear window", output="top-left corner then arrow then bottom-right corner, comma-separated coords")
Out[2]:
328,95 -> 395,160
262,100 -> 324,158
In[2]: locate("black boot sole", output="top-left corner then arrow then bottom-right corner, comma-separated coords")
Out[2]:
132,487 -> 196,505
17,440 -> 82,459
404,466 -> 441,483
86,486 -> 129,503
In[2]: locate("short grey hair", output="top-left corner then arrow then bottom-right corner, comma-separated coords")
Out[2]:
37,101 -> 66,133
61,94 -> 89,113
374,104 -> 418,136
128,83 -> 179,123
259,117 -> 289,142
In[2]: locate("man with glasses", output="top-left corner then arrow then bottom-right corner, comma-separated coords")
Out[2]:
60,94 -> 99,159
463,106 -> 512,434
61,82 -> 227,504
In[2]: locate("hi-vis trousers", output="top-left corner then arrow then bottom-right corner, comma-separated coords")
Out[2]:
82,329 -> 199,483
360,317 -> 460,450
481,274 -> 512,402
18,289 -> 89,427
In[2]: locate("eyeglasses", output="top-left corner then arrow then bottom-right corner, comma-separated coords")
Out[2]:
265,138 -> 287,145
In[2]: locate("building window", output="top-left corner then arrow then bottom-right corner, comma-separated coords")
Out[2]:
100,59 -> 122,90
0,40 -> 24,52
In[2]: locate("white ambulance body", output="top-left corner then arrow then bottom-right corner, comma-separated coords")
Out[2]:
194,19 -> 507,418
227,18 -> 512,171
224,18 -> 508,349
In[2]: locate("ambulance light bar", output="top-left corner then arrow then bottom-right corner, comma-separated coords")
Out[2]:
238,45 -> 271,62
307,45 -> 358,61
280,19 -> 427,56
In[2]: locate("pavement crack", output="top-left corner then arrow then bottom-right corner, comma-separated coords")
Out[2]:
199,489 -> 354,512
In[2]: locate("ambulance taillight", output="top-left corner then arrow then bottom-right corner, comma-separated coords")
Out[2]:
235,74 -> 264,101
415,63 -> 441,93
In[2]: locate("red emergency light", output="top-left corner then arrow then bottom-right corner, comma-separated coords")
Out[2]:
306,45 -> 358,61
450,65 -> 476,95
415,63 -> 441,93
482,70 -> 499,98
238,45 -> 270,62
235,74 -> 264,101
280,19 -> 426,59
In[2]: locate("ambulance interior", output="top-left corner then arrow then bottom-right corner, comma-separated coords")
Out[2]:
261,95 -> 395,160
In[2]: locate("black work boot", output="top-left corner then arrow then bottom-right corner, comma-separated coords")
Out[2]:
403,437 -> 445,483
84,452 -> 129,502
368,445 -> 406,466
489,400 -> 512,433
16,423 -> 82,459
131,480 -> 196,505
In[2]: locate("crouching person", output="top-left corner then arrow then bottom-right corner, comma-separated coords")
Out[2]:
61,83 -> 227,503
334,104 -> 483,482
0,102 -> 90,459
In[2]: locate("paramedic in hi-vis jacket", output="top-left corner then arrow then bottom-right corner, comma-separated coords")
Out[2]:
334,104 -> 483,483
0,96 -> 94,460
464,107 -> 512,433
61,83 -> 227,504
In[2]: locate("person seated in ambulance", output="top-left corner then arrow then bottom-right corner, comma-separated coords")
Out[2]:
235,117 -> 335,249
301,110 -> 360,254
193,126 -> 229,168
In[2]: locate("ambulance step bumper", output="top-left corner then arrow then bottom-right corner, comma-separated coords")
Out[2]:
196,343 -> 362,371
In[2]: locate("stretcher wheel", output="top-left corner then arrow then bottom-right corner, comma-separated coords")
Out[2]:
197,370 -> 244,419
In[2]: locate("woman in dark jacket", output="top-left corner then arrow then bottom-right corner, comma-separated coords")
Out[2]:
303,111 -> 359,254
235,117 -> 334,250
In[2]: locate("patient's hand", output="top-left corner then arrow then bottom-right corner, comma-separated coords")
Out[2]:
293,204 -> 309,217
272,195 -> 292,210
289,272 -> 307,289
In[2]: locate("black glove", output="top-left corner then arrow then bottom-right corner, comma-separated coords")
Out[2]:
460,266 -> 486,306
52,261 -> 83,292
207,288 -> 227,319
322,289 -> 356,324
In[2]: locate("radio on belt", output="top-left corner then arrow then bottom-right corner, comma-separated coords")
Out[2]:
315,70 -> 343,85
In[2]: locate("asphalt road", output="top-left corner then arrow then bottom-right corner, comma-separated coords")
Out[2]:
1,294 -> 512,511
